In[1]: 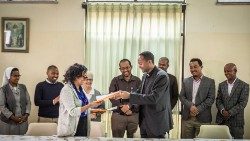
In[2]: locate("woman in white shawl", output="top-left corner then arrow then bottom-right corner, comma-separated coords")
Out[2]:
0,67 -> 31,135
57,63 -> 103,137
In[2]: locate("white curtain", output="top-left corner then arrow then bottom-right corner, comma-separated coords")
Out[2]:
85,3 -> 183,138
85,3 -> 182,94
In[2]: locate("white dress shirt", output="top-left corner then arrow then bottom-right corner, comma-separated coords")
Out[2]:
227,78 -> 237,96
192,76 -> 203,104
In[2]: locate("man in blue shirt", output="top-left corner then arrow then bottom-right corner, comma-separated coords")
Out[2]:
34,65 -> 64,123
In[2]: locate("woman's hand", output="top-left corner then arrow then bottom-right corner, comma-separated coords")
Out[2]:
89,100 -> 103,108
81,100 -> 104,113
91,108 -> 106,114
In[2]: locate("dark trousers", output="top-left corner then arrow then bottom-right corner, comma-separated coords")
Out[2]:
140,118 -> 165,138
229,125 -> 244,139
111,112 -> 139,138
75,116 -> 87,136
220,120 -> 244,139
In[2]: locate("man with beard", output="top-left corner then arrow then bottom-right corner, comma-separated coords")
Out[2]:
179,58 -> 215,138
34,65 -> 64,123
216,63 -> 249,139
109,59 -> 141,138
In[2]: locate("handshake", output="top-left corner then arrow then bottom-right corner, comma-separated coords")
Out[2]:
111,90 -> 131,100
95,91 -> 131,102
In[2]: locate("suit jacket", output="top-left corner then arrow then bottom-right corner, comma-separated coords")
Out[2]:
129,67 -> 173,136
216,79 -> 249,126
168,73 -> 179,109
179,76 -> 215,123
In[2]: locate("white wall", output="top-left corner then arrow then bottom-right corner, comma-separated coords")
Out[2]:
0,0 -> 250,138
185,0 -> 250,138
0,0 -> 86,123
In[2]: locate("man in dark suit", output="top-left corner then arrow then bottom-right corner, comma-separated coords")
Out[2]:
158,57 -> 178,109
179,58 -> 215,138
216,63 -> 249,139
113,51 -> 173,138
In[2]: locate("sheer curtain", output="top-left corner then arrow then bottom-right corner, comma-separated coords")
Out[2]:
85,3 -> 182,138
85,3 -> 182,93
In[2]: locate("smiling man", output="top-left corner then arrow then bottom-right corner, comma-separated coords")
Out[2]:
109,59 -> 141,138
34,65 -> 64,123
216,63 -> 249,139
179,58 -> 215,138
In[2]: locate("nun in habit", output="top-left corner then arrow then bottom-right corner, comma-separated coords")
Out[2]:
0,67 -> 31,135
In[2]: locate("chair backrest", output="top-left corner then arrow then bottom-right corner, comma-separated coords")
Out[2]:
197,125 -> 232,139
25,123 -> 57,136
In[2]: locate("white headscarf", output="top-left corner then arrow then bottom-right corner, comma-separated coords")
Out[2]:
2,67 -> 15,87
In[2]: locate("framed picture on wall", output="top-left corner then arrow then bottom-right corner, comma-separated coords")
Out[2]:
1,17 -> 29,53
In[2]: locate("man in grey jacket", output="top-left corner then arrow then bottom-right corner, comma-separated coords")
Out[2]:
179,58 -> 215,138
216,63 -> 249,139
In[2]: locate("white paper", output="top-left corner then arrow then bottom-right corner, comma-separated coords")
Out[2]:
106,106 -> 117,111
96,93 -> 114,101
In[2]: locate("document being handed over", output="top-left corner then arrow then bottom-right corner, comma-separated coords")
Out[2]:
96,93 -> 116,102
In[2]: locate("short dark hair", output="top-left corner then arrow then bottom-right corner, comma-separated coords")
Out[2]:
11,68 -> 19,75
225,63 -> 237,72
63,63 -> 87,83
119,59 -> 132,67
159,57 -> 169,63
139,51 -> 154,64
190,58 -> 202,66
47,65 -> 58,71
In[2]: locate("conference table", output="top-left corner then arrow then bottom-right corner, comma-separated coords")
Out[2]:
0,135 -> 238,141
0,135 -> 183,141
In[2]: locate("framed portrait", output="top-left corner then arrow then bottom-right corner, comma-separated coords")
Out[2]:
1,17 -> 29,53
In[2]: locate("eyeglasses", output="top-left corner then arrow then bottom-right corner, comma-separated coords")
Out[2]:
77,74 -> 87,79
11,74 -> 21,77
119,66 -> 131,71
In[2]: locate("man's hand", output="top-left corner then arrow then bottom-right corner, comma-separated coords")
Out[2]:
120,104 -> 130,113
222,110 -> 230,118
190,105 -> 199,116
53,96 -> 60,105
125,110 -> 132,116
20,114 -> 29,123
112,91 -> 130,100
10,115 -> 22,124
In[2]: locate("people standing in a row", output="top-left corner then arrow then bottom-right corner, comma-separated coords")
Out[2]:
34,65 -> 64,123
216,63 -> 249,139
0,67 -> 31,135
179,58 -> 215,138
109,59 -> 141,138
